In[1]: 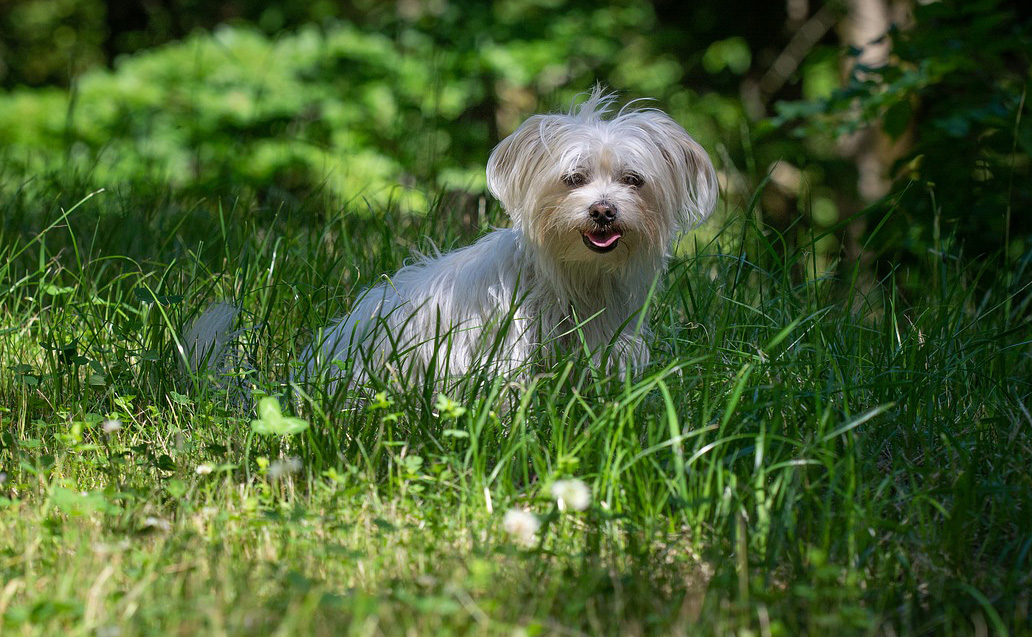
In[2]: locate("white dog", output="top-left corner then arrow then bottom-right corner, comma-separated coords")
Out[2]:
185,88 -> 717,389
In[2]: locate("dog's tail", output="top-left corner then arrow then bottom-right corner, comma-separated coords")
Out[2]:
182,302 -> 240,371
180,302 -> 256,401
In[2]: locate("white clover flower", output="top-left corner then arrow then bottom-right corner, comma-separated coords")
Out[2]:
101,419 -> 122,434
550,479 -> 591,512
502,509 -> 540,546
142,516 -> 171,532
268,456 -> 302,480
195,463 -> 214,475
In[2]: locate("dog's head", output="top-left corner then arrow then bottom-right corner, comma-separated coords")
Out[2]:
487,87 -> 717,268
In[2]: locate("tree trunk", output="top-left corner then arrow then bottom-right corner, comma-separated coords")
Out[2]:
837,0 -> 900,307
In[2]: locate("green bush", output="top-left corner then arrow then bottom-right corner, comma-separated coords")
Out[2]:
1,24 -> 484,208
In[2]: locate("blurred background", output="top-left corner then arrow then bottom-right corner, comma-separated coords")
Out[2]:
1,0 -> 1030,289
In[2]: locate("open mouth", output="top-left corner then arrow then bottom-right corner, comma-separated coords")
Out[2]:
581,227 -> 623,254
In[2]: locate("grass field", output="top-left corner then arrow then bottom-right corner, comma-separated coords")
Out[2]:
1,179 -> 1030,636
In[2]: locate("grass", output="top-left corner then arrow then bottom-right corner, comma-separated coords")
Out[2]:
1,177 -> 1031,636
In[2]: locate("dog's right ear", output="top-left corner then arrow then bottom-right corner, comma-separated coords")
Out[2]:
486,114 -> 561,230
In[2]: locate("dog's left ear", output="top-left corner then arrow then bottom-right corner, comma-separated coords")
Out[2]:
486,114 -> 562,230
639,112 -> 719,229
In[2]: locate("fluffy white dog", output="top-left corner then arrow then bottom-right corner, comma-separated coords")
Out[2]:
185,88 -> 717,388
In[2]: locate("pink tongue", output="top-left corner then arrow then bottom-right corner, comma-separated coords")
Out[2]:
587,230 -> 621,248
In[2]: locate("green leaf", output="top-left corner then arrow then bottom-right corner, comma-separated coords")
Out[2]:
42,284 -> 74,296
434,393 -> 467,419
165,479 -> 188,499
883,100 -> 912,139
250,396 -> 309,436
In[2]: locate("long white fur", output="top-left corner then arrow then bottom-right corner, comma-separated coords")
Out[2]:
299,88 -> 717,385
185,87 -> 718,389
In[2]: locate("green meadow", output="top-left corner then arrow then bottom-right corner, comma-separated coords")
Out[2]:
2,174 -> 1029,634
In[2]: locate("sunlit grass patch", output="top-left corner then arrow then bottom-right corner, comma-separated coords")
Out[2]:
1,181 -> 1030,635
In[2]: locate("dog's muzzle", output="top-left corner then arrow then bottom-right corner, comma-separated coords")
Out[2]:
582,201 -> 622,253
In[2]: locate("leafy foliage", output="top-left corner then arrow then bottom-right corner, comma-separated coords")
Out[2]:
776,0 -> 1032,267
2,24 -> 484,207
0,6 -> 738,211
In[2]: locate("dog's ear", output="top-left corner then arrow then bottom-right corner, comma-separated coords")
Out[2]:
486,114 -> 561,228
638,112 -> 719,229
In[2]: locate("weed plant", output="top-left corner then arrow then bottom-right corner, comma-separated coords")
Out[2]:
0,177 -> 1030,635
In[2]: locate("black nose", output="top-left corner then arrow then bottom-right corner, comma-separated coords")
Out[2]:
589,201 -> 617,223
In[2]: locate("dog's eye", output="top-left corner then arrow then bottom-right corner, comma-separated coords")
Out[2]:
562,172 -> 588,188
621,173 -> 645,188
